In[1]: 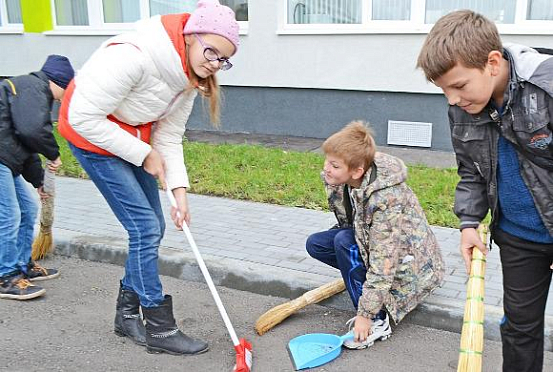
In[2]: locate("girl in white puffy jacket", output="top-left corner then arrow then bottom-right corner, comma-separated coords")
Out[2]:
58,0 -> 239,356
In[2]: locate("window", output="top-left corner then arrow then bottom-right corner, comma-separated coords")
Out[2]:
527,0 -> 553,20
51,0 -> 248,33
282,0 -> 553,34
0,0 -> 22,29
5,0 -> 21,23
373,0 -> 411,21
104,0 -> 140,23
288,0 -> 411,23
425,0 -> 516,24
221,0 -> 248,21
289,0 -> 362,24
149,0 -> 196,17
55,0 -> 89,26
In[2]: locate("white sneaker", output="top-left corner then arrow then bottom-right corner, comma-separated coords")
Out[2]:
343,313 -> 392,350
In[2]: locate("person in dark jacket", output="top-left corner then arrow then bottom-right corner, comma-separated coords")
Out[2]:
0,54 -> 74,301
418,11 -> 553,372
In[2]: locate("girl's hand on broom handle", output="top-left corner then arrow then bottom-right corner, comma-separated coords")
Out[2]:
170,187 -> 190,229
143,149 -> 167,190
353,315 -> 372,343
460,227 -> 487,274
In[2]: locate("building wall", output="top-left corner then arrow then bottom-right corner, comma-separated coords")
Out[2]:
187,86 -> 455,151
2,1 -> 553,151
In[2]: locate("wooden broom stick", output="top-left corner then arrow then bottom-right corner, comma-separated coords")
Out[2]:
31,163 -> 56,260
457,224 -> 488,372
255,278 -> 346,336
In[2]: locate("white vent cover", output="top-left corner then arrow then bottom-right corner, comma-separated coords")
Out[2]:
387,120 -> 432,148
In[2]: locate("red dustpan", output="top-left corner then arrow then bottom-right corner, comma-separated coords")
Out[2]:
167,191 -> 253,371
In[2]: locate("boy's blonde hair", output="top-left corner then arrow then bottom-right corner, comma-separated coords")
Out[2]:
322,121 -> 376,172
417,10 -> 502,82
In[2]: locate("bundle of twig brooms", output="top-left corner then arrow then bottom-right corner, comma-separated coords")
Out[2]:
31,164 -> 56,260
457,224 -> 488,372
255,278 -> 346,335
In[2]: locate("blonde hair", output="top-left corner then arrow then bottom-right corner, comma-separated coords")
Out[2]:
417,10 -> 502,82
322,121 -> 376,171
186,55 -> 221,128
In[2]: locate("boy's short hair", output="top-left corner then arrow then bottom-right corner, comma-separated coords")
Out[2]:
322,121 -> 376,172
417,10 -> 502,82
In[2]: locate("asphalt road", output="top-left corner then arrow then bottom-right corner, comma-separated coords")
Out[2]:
1,256 -> 551,372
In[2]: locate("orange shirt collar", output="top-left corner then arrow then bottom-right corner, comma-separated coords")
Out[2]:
161,13 -> 191,78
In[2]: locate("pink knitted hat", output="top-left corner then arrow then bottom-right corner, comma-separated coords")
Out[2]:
183,0 -> 240,53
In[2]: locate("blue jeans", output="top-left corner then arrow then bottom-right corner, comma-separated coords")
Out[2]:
0,162 -> 38,278
306,228 -> 367,309
69,144 -> 166,307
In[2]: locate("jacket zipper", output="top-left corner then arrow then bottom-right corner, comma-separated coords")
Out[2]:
158,91 -> 183,121
473,162 -> 483,177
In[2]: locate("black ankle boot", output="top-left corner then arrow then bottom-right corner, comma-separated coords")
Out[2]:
142,295 -> 209,355
114,283 -> 146,346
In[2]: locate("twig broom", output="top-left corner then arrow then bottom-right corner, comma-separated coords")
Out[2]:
255,278 -> 345,336
457,224 -> 488,372
31,162 -> 56,260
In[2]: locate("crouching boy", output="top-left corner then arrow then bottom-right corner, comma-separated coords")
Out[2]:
306,121 -> 444,349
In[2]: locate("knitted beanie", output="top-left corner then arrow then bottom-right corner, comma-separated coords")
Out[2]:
183,0 -> 239,52
41,55 -> 74,89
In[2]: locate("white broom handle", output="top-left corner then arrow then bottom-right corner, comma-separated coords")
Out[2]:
166,190 -> 240,347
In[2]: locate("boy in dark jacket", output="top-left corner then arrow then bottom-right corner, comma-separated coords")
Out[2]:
0,55 -> 74,300
417,10 -> 553,372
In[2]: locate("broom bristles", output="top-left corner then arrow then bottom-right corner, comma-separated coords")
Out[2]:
457,225 -> 487,372
255,278 -> 345,335
31,229 -> 54,261
31,166 -> 55,261
255,298 -> 307,335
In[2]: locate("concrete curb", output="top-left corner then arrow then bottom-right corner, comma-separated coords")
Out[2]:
53,234 -> 553,351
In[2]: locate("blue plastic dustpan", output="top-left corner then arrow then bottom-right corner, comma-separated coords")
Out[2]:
287,332 -> 353,370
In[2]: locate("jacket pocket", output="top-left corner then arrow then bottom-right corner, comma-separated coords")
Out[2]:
452,124 -> 486,142
451,123 -> 491,178
513,106 -> 549,133
513,107 -> 553,154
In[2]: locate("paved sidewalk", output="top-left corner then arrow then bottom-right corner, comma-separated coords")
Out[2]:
46,175 -> 553,350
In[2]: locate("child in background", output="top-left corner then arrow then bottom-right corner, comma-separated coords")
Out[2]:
0,55 -> 74,300
306,121 -> 444,349
417,10 -> 553,372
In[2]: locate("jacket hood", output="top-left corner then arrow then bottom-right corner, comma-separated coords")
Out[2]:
121,15 -> 189,92
504,43 -> 553,97
160,13 -> 191,77
351,152 -> 407,199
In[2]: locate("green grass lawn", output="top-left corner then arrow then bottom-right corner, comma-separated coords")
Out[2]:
54,130 -> 462,228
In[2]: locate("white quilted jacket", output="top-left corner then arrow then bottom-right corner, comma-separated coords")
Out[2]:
68,15 -> 197,190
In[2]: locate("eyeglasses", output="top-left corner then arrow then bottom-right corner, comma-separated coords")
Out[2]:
194,34 -> 233,71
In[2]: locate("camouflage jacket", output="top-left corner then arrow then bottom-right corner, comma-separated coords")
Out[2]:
325,152 -> 445,323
